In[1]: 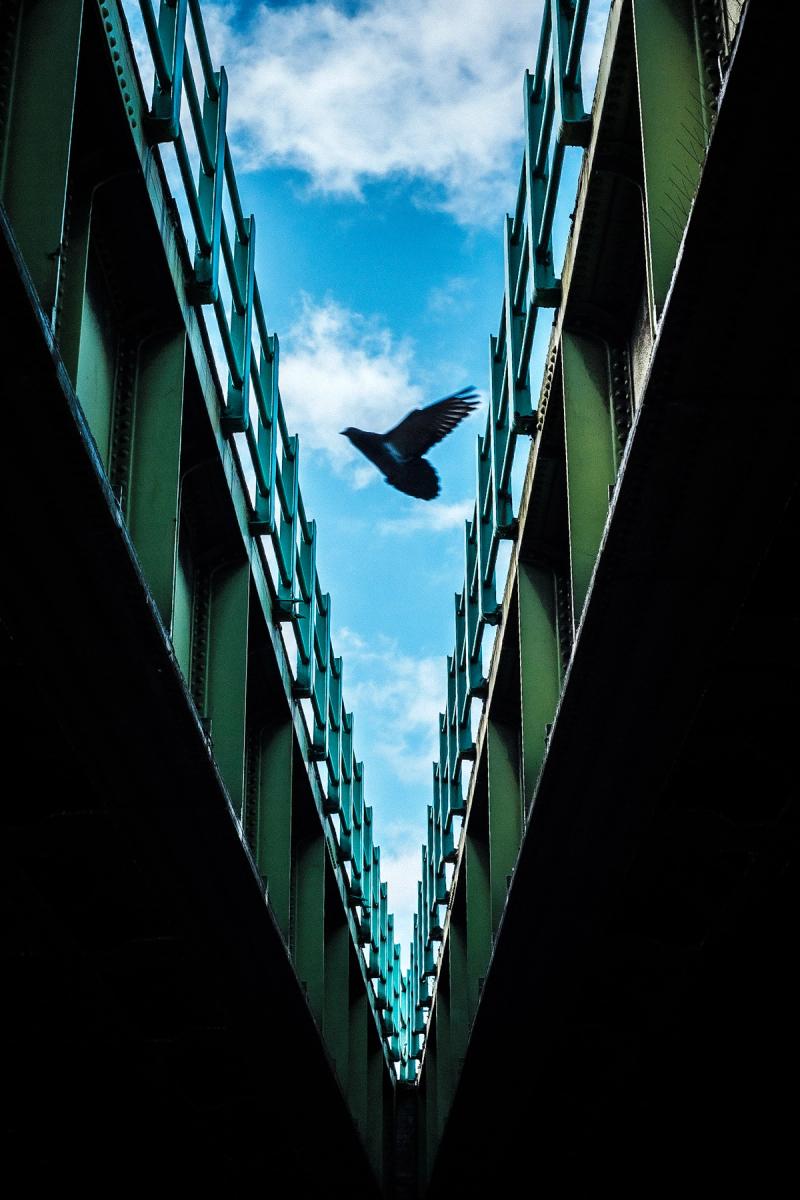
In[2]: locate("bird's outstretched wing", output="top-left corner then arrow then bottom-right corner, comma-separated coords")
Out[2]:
383,386 -> 479,459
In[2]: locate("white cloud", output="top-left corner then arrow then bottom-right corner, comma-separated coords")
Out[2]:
333,636 -> 474,958
333,629 -> 451,954
426,275 -> 474,316
277,295 -> 483,483
128,1 -> 611,229
278,293 -> 423,475
201,0 -> 549,226
338,629 -> 444,781
380,835 -> 426,955
378,497 -> 474,536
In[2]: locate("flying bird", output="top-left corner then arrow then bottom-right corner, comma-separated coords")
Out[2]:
341,386 -> 479,500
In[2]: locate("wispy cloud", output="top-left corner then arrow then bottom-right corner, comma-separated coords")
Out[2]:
378,497 -> 474,537
380,834 -> 426,955
200,0 -> 552,227
127,1 -> 611,229
426,275 -> 475,316
333,632 -> 449,956
338,628 -> 444,785
278,294 -> 423,475
277,293 -> 483,485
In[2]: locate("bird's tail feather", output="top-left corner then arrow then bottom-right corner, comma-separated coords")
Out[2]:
389,458 -> 440,501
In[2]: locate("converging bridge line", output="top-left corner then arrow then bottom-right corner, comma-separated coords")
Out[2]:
0,0 -> 408,1185
126,5 -> 414,1085
413,0 -> 768,1186
4,1 -> 792,1196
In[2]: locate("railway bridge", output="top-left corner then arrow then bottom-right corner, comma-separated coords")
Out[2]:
2,1 -> 795,1193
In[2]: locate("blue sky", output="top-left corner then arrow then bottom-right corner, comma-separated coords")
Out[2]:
127,0 -> 611,957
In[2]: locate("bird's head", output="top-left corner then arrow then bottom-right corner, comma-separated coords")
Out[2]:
340,427 -> 355,441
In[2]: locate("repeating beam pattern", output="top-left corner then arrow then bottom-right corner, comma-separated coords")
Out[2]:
410,0 -> 746,1164
0,0 -> 413,1166
410,0 -> 595,1071
133,0 -> 413,1077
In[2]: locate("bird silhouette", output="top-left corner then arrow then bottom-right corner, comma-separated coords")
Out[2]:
341,386 -> 479,500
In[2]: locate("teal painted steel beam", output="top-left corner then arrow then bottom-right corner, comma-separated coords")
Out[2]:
524,68 -> 560,307
424,1029 -> 438,1179
434,983 -> 452,1138
359,806 -> 374,944
138,0 -> 173,94
311,594 -> 332,763
183,41 -> 214,174
367,846 -> 381,977
74,226 -> 119,470
338,711 -> 355,863
173,129 -> 211,252
463,519 -> 488,691
0,0 -> 84,323
348,981 -> 369,1136
205,559 -> 250,816
474,434 -> 501,627
487,718 -> 522,934
517,562 -> 561,806
187,0 -> 218,97
551,0 -> 592,146
275,434 -> 299,617
325,654 -> 343,806
367,1036 -> 386,1181
447,910 -> 469,1076
294,518 -> 318,696
191,66 -> 227,303
490,319 -> 517,535
503,216 -> 534,431
349,767 -> 365,906
293,821 -> 326,1024
324,893 -> 351,1084
250,333 -> 280,534
464,811 -> 491,1023
127,330 -> 186,628
146,0 -> 187,142
221,213 -> 256,433
561,330 -> 616,628
54,181 -> 91,388
454,593 -> 474,739
255,718 -> 293,939
632,0 -> 706,321
171,525 -> 193,681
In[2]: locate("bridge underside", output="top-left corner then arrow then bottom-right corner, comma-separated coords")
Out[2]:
429,4 -> 798,1191
0,213 -> 380,1192
2,2 -> 797,1195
